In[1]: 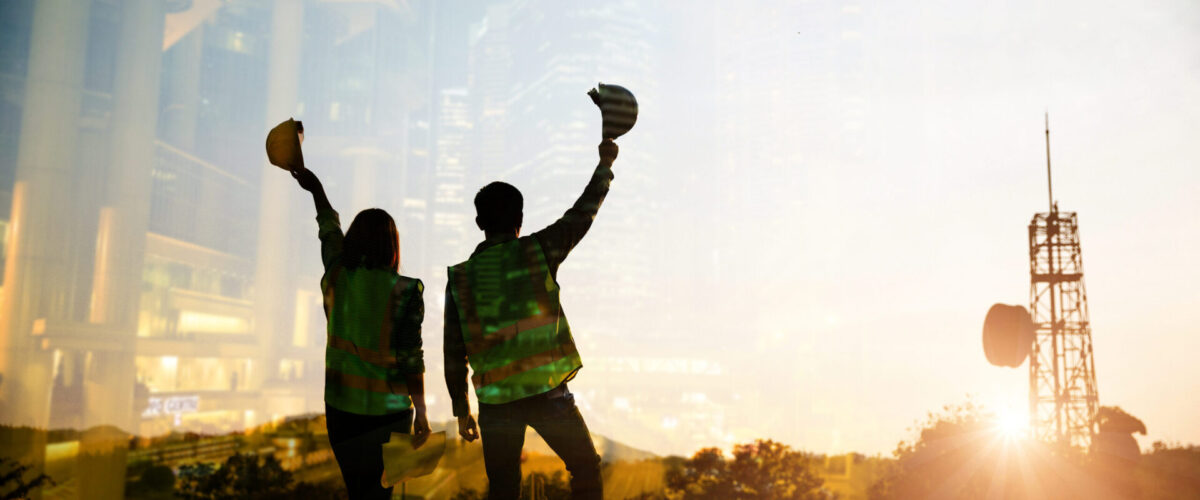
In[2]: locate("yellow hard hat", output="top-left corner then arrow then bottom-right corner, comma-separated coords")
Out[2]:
265,118 -> 304,170
588,83 -> 637,140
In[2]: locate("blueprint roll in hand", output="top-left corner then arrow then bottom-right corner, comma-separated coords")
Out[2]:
380,431 -> 447,488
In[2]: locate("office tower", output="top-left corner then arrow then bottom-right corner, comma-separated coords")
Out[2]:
428,87 -> 474,292
0,1 -> 168,495
460,1 -> 740,453
709,0 -> 875,450
268,0 -> 438,419
0,3 -> 442,493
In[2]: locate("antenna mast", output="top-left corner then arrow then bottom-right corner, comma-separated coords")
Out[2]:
1027,113 -> 1100,448
1045,112 -> 1054,212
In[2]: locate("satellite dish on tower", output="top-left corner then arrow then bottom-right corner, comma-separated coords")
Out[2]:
982,303 -> 1035,367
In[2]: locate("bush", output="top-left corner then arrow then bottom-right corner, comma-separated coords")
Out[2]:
451,471 -> 572,500
665,439 -> 824,499
0,457 -> 55,500
868,401 -> 1150,499
1137,442 -> 1200,499
125,460 -> 175,499
174,453 -> 341,500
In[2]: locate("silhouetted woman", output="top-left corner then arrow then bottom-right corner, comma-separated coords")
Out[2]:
292,165 -> 431,500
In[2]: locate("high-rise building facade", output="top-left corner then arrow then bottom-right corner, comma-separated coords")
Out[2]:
0,4 -> 440,489
457,0 -> 737,452
0,0 -> 742,463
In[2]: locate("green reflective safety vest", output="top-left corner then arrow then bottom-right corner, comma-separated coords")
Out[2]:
449,237 -> 582,405
322,267 -> 423,415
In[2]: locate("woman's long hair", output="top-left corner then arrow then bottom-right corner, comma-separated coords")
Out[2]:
341,208 -> 400,272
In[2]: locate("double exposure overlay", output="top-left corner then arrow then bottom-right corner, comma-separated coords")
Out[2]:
0,1 -> 1198,498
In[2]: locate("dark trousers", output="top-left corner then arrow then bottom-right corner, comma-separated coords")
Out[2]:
478,392 -> 602,500
325,403 -> 413,500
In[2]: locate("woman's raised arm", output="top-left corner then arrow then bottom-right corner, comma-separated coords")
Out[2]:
292,167 -> 333,215
293,167 -> 343,271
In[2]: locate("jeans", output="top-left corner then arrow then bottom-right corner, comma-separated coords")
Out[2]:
325,403 -> 413,500
478,391 -> 602,500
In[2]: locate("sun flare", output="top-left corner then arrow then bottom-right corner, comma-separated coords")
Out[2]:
995,408 -> 1029,439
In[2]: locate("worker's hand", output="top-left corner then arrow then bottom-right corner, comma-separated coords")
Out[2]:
290,166 -> 321,192
457,414 -> 479,442
598,139 -> 618,165
411,408 -> 431,449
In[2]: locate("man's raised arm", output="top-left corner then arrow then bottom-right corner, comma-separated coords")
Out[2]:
531,140 -> 619,276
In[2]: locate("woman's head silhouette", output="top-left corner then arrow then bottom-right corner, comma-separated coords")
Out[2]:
342,208 -> 400,272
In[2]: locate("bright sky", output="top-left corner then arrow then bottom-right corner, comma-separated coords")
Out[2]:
9,0 -> 1195,458
544,0 -> 1200,455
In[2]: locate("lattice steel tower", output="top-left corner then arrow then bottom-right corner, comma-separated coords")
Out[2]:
1027,115 -> 1100,448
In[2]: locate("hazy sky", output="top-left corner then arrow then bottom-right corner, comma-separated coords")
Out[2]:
301,0 -> 1200,456
548,0 -> 1200,455
6,0 -> 1197,458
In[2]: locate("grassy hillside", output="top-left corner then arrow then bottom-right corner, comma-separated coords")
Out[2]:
400,425 -> 663,500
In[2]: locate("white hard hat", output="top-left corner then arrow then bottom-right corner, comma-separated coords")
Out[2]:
588,83 -> 638,140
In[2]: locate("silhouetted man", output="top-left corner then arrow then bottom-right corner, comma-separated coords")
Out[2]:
445,139 -> 618,500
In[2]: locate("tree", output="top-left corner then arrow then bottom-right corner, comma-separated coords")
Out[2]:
126,459 -> 175,499
451,471 -> 572,500
0,457 -> 55,500
450,488 -> 486,500
667,448 -> 734,499
666,439 -> 824,499
868,400 -> 1102,499
1091,406 -> 1147,498
869,401 -> 994,499
1137,442 -> 1200,499
175,452 -> 342,500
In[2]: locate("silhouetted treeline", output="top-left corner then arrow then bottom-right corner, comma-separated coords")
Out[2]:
868,402 -> 1200,500
7,405 -> 1200,499
0,456 -> 55,499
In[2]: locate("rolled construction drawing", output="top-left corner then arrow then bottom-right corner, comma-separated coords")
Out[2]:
266,117 -> 304,171
588,83 -> 638,140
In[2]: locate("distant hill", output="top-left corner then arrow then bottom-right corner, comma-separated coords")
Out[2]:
521,428 -> 658,463
3,414 -> 665,500
400,421 -> 662,500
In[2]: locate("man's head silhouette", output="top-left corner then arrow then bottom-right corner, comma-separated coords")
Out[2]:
475,181 -> 523,236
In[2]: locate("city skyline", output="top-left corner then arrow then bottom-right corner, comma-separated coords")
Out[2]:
0,0 -> 1197,466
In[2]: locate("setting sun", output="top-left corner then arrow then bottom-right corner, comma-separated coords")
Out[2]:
995,408 -> 1030,440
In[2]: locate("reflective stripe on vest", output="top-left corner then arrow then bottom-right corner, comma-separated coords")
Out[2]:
325,368 -> 409,395
323,267 -> 420,414
449,237 -> 582,405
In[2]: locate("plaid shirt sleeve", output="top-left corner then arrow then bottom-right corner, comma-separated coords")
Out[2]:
316,208 -> 344,272
530,163 -> 614,278
444,281 -> 472,417
391,280 -> 425,375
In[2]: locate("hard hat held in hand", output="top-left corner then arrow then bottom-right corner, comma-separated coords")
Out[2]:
265,118 -> 305,171
588,83 -> 637,140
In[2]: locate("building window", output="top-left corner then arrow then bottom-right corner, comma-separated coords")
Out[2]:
278,359 -> 304,381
